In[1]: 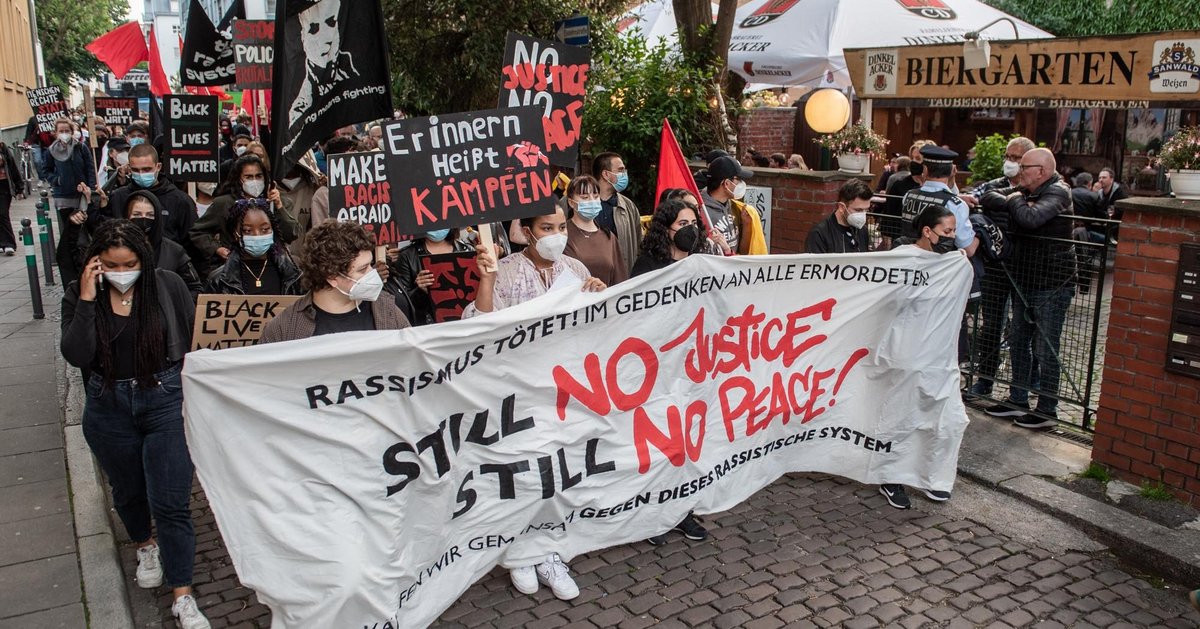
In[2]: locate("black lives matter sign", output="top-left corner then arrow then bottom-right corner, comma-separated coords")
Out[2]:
498,33 -> 590,169
27,87 -> 68,133
94,97 -> 139,127
164,95 -> 219,183
232,19 -> 273,90
381,106 -> 555,234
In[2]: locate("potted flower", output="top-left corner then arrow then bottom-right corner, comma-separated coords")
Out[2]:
1158,126 -> 1200,199
813,120 -> 889,173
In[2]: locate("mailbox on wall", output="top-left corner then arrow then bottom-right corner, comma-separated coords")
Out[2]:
1167,243 -> 1200,378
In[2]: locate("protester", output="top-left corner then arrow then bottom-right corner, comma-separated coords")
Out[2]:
120,191 -> 203,299
980,148 -> 1075,428
100,137 -> 132,193
217,117 -> 235,163
245,141 -> 271,173
41,117 -> 97,286
806,179 -> 872,254
389,227 -> 473,325
204,199 -> 302,296
885,156 -> 911,192
60,220 -> 209,629
631,198 -> 709,276
277,160 -> 323,252
100,145 -> 198,253
592,152 -> 642,273
126,121 -> 150,147
700,156 -> 768,255
563,175 -> 628,286
0,142 -> 25,255
218,134 -> 253,184
23,114 -> 51,174
260,222 -> 409,343
308,136 -> 359,225
190,155 -> 299,275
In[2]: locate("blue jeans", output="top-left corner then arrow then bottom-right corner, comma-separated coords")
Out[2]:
82,363 -> 195,588
1007,285 -> 1073,412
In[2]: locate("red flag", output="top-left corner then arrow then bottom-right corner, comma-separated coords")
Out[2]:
148,26 -> 172,97
655,118 -> 709,231
85,22 -> 148,80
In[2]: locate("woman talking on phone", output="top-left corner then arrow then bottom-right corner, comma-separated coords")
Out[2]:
60,220 -> 210,629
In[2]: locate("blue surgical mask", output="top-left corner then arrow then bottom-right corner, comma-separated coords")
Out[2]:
241,233 -> 274,257
425,229 -> 450,242
131,172 -> 156,188
128,137 -> 145,147
575,199 -> 602,220
612,171 -> 629,193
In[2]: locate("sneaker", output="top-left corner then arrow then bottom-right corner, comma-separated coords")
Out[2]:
510,565 -> 538,594
674,513 -> 708,541
136,545 -> 163,588
536,554 -> 579,600
924,489 -> 952,501
1015,413 -> 1057,429
984,401 -> 1029,418
967,382 -> 992,397
3,248 -> 13,256
171,594 -> 211,629
879,484 -> 911,510
646,533 -> 669,546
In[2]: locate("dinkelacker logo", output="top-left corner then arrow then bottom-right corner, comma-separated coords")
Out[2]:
894,0 -> 957,20
740,0 -> 800,28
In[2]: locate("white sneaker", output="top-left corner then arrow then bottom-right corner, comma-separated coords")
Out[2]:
535,553 -> 579,600
510,565 -> 539,594
136,545 -> 163,588
171,594 -> 212,629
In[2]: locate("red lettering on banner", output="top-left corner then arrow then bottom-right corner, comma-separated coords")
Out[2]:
344,182 -> 391,206
544,100 -> 584,153
500,63 -> 589,96
631,400 -> 706,473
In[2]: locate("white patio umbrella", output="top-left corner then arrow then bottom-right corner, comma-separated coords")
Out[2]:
617,0 -> 720,48
728,0 -> 1052,90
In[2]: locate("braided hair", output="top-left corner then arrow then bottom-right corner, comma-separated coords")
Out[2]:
82,220 -> 165,388
225,198 -> 284,257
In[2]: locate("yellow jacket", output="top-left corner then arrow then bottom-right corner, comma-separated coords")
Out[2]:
732,198 -> 768,255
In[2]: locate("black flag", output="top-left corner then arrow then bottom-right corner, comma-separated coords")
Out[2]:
270,0 -> 392,179
180,0 -> 245,87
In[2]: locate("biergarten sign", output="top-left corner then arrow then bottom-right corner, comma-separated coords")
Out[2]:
846,31 -> 1200,107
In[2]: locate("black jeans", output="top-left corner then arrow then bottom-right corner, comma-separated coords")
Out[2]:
53,199 -> 83,287
82,363 -> 196,588
0,190 -> 14,249
971,268 -> 1010,392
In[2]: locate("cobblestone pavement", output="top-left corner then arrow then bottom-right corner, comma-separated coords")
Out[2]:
124,473 -> 1197,628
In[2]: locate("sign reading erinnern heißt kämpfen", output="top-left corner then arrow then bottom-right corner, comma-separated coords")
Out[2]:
846,31 -> 1200,108
163,95 -> 220,183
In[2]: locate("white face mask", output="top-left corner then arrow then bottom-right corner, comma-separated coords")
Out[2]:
731,180 -> 748,200
337,268 -> 384,303
280,177 -> 301,189
846,211 -> 867,229
235,145 -> 248,156
114,152 -> 130,166
104,270 -> 141,293
57,132 -> 73,144
243,179 -> 266,197
533,232 -> 568,261
1002,160 -> 1021,179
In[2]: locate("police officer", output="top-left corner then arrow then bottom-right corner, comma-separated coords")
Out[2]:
900,146 -> 977,257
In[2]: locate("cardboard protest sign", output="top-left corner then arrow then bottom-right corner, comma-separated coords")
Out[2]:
183,250 -> 973,627
191,294 -> 301,350
27,87 -> 68,133
233,19 -> 274,89
381,106 -> 554,234
420,251 -> 480,322
499,33 -> 590,169
164,95 -> 220,183
327,152 -> 408,245
94,97 -> 139,127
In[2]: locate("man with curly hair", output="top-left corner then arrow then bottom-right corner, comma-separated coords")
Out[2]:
259,221 -> 409,343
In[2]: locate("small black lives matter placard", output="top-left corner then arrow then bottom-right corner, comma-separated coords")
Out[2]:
382,106 -> 554,234
232,19 -> 273,89
164,95 -> 219,183
27,87 -> 68,133
94,97 -> 139,127
498,32 -> 590,169
420,252 -> 481,322
328,152 -> 409,245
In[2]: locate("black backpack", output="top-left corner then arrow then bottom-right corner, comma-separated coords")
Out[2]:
969,212 -> 1013,263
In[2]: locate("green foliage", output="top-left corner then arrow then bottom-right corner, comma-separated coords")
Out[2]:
983,0 -> 1200,36
1079,463 -> 1112,483
37,0 -> 128,93
1157,126 -> 1200,170
813,120 -> 889,157
381,0 -> 626,116
583,29 -> 719,207
1139,481 -> 1175,501
967,133 -> 1013,184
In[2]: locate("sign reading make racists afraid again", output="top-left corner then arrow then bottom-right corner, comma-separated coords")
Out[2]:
183,249 -> 973,628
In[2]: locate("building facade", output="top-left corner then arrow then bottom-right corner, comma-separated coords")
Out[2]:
1,0 -> 39,139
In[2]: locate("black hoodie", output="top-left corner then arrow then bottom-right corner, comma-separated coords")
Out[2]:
123,190 -> 203,300
101,175 -> 198,251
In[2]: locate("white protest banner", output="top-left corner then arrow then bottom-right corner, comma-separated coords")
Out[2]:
182,249 -> 972,628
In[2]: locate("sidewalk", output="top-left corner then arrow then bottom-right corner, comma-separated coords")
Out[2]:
0,192 -> 131,629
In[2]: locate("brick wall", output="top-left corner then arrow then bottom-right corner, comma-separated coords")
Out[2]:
738,107 -> 796,158
1092,197 -> 1200,504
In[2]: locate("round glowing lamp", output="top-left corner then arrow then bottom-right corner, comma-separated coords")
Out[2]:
804,89 -> 850,133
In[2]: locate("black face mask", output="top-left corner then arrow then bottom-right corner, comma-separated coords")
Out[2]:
932,235 -> 957,254
131,217 -> 154,236
672,224 -> 701,252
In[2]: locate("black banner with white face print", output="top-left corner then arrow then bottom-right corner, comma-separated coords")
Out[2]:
181,0 -> 245,87
270,0 -> 393,180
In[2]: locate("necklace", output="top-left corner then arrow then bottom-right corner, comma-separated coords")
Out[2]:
242,258 -> 269,288
120,294 -> 133,307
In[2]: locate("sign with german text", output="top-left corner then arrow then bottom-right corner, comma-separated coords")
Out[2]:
27,87 -> 68,133
381,106 -> 554,233
498,33 -> 590,168
846,31 -> 1200,106
183,250 -> 972,628
95,97 -> 139,127
164,95 -> 220,183
327,152 -> 407,245
233,19 -> 274,89
420,252 -> 480,322
191,294 -> 301,350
